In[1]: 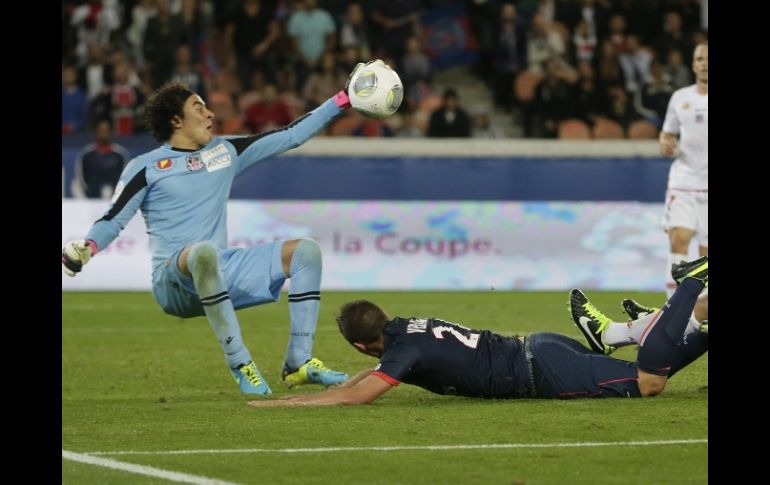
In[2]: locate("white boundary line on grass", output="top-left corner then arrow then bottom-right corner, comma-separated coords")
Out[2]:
62,450 -> 238,485
87,438 -> 707,456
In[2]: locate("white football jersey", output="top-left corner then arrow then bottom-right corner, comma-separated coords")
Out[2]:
662,85 -> 708,190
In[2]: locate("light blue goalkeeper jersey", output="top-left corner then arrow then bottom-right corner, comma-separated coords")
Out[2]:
85,99 -> 343,276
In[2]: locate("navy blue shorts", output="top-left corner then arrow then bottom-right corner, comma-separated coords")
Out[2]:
151,241 -> 286,318
529,332 -> 641,399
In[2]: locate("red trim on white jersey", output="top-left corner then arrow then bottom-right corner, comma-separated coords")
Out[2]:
371,371 -> 400,386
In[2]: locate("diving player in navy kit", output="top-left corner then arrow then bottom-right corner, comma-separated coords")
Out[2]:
61,72 -> 366,395
247,257 -> 708,406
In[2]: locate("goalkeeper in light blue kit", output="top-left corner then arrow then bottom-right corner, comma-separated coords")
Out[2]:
62,63 -> 377,395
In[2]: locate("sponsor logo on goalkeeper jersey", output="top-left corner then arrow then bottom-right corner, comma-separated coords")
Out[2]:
155,158 -> 173,170
206,155 -> 232,172
186,153 -> 204,171
201,144 -> 232,172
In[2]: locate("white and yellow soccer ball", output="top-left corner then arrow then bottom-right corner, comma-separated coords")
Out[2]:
348,60 -> 404,119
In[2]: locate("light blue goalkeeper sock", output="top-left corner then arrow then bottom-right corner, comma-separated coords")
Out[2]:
187,241 -> 251,369
284,239 -> 322,369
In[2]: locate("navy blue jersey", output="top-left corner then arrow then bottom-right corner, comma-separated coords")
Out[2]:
373,317 -> 531,398
74,142 -> 130,198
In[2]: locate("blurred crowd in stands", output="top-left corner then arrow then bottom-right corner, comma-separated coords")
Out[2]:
63,0 -> 707,144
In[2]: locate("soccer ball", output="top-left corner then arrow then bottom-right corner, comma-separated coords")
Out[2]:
348,61 -> 404,119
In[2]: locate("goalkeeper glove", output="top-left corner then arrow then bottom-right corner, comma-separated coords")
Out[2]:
337,60 -> 389,109
345,62 -> 365,95
344,59 -> 389,94
62,239 -> 97,277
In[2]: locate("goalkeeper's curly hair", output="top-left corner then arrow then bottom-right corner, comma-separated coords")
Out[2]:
336,300 -> 389,345
144,81 -> 195,142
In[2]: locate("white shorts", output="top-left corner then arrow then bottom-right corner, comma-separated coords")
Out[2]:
661,189 -> 708,247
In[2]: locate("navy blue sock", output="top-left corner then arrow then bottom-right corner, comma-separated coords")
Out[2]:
637,278 -> 704,376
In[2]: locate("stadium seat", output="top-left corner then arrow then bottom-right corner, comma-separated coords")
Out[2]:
592,117 -> 624,139
627,119 -> 659,139
558,119 -> 591,139
514,71 -> 543,103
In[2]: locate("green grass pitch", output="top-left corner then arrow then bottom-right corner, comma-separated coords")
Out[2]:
63,291 -> 707,484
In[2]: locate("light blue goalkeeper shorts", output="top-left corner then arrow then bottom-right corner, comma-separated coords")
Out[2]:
152,241 -> 286,318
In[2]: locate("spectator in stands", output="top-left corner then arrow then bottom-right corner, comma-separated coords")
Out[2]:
71,118 -> 130,199
572,62 -> 601,127
658,43 -> 708,297
244,84 -> 293,133
275,67 -> 307,120
576,0 -> 608,41
400,35 -> 432,104
91,61 -> 145,136
125,0 -> 156,72
573,19 -> 597,64
634,60 -> 674,128
369,0 -> 422,62
606,13 -> 628,55
602,84 -> 638,131
179,0 -> 209,66
170,44 -> 207,100
427,89 -> 471,138
339,2 -> 372,62
526,12 -> 565,75
666,49 -> 691,89
394,108 -> 424,138
63,65 -> 88,135
471,109 -> 505,139
621,0 -> 662,46
287,0 -> 337,83
533,58 -> 576,138
62,79 -> 358,396
69,0 -> 121,67
78,42 -> 112,102
246,258 -> 708,406
302,51 -> 349,110
224,0 -> 280,88
491,3 -> 527,113
143,0 -> 185,89
467,0 -> 501,81
238,70 -> 267,117
594,39 -> 626,105
618,34 -> 653,93
655,11 -> 690,63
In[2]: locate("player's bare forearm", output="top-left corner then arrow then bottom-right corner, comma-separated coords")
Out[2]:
247,389 -> 359,407
336,368 -> 376,388
247,375 -> 391,407
659,131 -> 678,156
659,131 -> 676,144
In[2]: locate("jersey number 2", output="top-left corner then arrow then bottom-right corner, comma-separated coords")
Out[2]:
432,325 -> 480,349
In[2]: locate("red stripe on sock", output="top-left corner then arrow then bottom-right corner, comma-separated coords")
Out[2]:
639,311 -> 664,346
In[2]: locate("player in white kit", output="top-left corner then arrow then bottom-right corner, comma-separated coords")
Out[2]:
659,43 -> 708,297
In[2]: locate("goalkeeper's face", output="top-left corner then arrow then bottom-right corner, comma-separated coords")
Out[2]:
177,94 -> 215,148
